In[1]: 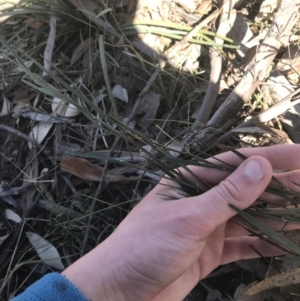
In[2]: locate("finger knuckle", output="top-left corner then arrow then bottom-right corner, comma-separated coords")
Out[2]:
215,178 -> 242,204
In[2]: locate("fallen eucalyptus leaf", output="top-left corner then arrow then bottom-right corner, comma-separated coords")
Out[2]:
167,141 -> 183,158
71,37 -> 93,65
28,122 -> 53,149
134,92 -> 162,128
61,157 -> 139,182
52,97 -> 80,117
26,232 -> 65,270
112,84 -> 128,103
12,61 -> 33,73
0,96 -> 11,116
5,209 -> 22,223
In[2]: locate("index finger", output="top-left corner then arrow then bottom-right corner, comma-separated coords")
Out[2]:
185,144 -> 300,185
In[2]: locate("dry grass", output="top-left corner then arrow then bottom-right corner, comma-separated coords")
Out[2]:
1,0 -> 300,300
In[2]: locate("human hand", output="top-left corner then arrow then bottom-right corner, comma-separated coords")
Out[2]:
62,144 -> 300,301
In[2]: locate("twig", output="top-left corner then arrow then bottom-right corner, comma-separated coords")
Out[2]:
13,110 -> 74,123
43,15 -> 56,77
212,87 -> 300,146
0,125 -> 40,147
192,0 -> 234,127
243,87 -> 300,124
0,183 -> 34,198
61,175 -> 81,199
208,0 -> 298,126
184,0 -> 300,148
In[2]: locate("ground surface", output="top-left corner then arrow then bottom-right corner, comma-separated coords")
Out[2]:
1,0 -> 300,300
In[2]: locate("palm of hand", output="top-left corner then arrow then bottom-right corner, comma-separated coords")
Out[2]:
62,145 -> 300,301
110,196 -> 225,301
111,145 -> 300,301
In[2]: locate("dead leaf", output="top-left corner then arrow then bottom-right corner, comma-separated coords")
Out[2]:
167,140 -> 183,157
195,0 -> 212,15
28,122 -> 53,149
0,96 -> 11,116
12,61 -> 33,73
71,37 -> 93,65
61,157 -> 139,182
52,97 -> 80,117
0,185 -> 17,207
61,157 -> 105,182
134,92 -> 162,128
5,209 -> 22,223
112,84 -> 128,103
23,19 -> 42,30
140,144 -> 155,158
26,232 -> 65,270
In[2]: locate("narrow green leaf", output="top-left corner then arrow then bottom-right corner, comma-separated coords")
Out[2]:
230,205 -> 300,255
99,35 -> 119,120
120,20 -> 234,43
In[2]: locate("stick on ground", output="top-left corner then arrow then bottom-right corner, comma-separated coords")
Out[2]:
183,0 -> 300,148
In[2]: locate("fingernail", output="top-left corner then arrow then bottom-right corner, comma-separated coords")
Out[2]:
243,160 -> 264,182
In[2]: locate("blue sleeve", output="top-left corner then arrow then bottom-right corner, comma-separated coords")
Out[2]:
11,273 -> 89,301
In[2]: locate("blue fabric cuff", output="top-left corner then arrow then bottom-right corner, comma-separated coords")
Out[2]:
11,272 -> 89,301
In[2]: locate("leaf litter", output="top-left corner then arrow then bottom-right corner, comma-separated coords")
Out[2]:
1,0 -> 300,300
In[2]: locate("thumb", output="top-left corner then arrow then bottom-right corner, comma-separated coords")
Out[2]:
186,156 -> 273,235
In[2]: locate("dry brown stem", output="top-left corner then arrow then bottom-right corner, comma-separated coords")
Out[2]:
237,266 -> 300,298
212,87 -> 300,146
184,0 -> 300,148
192,0 -> 236,127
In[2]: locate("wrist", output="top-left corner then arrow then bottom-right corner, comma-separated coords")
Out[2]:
62,240 -> 127,301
